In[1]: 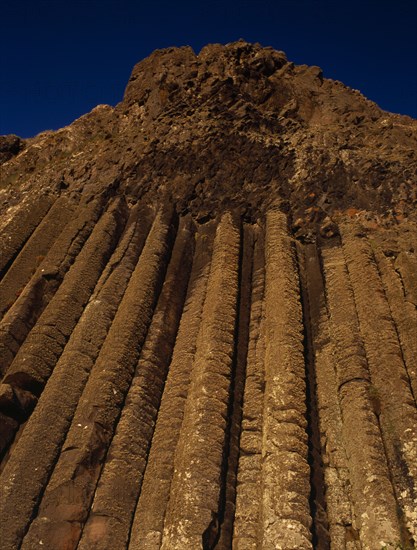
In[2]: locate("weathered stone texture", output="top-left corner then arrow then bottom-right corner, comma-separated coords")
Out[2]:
261,210 -> 312,549
1,41 -> 417,550
160,212 -> 240,549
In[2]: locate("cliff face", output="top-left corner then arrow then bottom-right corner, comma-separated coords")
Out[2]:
0,41 -> 416,550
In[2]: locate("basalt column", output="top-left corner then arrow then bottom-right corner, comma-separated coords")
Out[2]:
160,212 -> 240,550
261,210 -> 312,550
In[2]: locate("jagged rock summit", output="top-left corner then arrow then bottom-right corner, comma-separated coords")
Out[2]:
0,42 -> 416,550
1,40 -> 417,232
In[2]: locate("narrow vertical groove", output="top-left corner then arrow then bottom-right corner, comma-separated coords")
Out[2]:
215,222 -> 255,550
233,225 -> 266,549
0,205 -> 151,550
128,220 -> 216,550
160,211 -> 240,550
340,224 -> 417,545
321,241 -> 402,547
394,251 -> 417,308
261,209 -> 312,549
296,242 -> 330,550
77,216 -> 195,550
20,206 -> 176,550
300,242 -> 360,550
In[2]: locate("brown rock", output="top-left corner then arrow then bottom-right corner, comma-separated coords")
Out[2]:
1,41 -> 416,550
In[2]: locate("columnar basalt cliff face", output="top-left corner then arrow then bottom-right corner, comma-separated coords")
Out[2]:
0,41 -> 416,550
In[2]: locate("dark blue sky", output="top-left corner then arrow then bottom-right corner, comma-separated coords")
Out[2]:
1,0 -> 416,138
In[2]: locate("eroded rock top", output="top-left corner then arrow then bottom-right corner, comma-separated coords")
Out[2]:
1,41 -> 416,235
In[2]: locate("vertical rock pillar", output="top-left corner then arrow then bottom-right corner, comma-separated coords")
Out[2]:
261,210 -> 312,549
160,212 -> 240,549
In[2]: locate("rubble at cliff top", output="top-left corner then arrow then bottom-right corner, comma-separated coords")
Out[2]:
1,40 -> 416,237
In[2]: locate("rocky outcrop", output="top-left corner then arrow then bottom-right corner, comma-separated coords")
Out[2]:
0,41 -> 416,549
0,135 -> 25,165
1,41 -> 416,230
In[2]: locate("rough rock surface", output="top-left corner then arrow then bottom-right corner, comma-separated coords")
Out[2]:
0,41 -> 416,549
